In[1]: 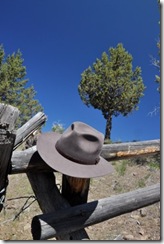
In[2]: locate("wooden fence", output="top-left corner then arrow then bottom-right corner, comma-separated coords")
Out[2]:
0,103 -> 160,240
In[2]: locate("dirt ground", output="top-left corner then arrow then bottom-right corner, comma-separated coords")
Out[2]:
0,156 -> 160,241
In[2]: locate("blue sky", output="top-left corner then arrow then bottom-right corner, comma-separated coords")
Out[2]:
0,0 -> 160,142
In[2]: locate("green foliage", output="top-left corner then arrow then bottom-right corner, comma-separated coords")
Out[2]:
148,161 -> 160,170
151,0 -> 160,93
151,39 -> 160,93
137,178 -> 146,188
130,154 -> 160,170
137,173 -> 152,188
52,122 -> 65,134
104,138 -> 112,144
0,45 -> 43,127
155,38 -> 160,93
78,43 -> 145,139
115,160 -> 128,176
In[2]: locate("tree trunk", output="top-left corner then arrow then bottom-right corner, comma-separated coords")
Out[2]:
105,114 -> 112,140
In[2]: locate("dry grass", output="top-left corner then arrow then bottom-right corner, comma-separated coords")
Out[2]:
0,156 -> 160,240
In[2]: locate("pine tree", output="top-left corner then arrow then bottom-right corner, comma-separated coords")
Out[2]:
0,45 -> 43,127
78,43 -> 145,140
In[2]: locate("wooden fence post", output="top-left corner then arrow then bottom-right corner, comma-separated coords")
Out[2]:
31,183 -> 160,239
0,103 -> 19,211
62,175 -> 90,206
27,168 -> 90,240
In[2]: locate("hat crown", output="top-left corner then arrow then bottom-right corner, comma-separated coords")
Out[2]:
55,122 -> 104,165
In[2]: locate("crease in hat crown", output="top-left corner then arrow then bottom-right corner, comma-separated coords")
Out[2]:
55,121 -> 104,165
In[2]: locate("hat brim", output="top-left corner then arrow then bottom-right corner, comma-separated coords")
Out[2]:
37,132 -> 114,178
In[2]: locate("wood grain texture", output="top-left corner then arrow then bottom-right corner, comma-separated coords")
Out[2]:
31,183 -> 160,239
0,103 -> 19,211
14,112 -> 47,150
27,168 -> 89,240
62,175 -> 90,206
11,139 -> 160,174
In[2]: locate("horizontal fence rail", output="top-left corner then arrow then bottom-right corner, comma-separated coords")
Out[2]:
11,139 -> 160,174
31,183 -> 160,240
101,139 -> 160,160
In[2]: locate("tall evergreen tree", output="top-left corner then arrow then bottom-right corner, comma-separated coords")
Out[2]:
0,45 -> 43,127
78,43 -> 145,140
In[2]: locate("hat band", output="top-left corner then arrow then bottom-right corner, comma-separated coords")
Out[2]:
55,142 -> 100,166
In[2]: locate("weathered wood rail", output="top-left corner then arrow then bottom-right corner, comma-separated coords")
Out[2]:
27,171 -> 90,240
0,103 -> 160,240
10,139 -> 160,174
14,111 -> 47,150
101,139 -> 160,160
31,183 -> 160,240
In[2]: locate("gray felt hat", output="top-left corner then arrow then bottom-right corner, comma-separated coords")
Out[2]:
37,121 -> 113,178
